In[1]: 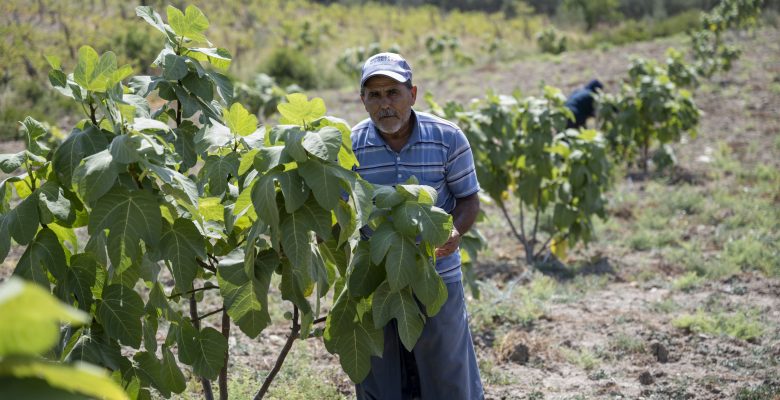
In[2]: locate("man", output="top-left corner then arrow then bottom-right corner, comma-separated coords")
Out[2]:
351,52 -> 484,400
564,79 -> 603,129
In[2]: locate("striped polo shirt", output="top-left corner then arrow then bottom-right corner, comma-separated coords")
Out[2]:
351,110 -> 480,283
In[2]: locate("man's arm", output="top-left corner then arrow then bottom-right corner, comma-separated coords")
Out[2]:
435,192 -> 480,258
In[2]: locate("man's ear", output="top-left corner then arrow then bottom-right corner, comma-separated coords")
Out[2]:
411,85 -> 418,105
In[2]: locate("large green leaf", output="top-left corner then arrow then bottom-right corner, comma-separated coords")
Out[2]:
186,47 -> 232,70
323,294 -> 383,383
391,202 -> 421,237
135,6 -> 174,39
145,163 -> 199,208
109,134 -> 144,164
279,259 -> 312,315
174,121 -> 198,170
384,236 -> 417,292
0,278 -> 90,357
201,153 -> 239,196
334,199 -> 357,246
73,46 -> 129,92
21,117 -> 49,156
347,242 -> 385,297
162,54 -> 188,81
177,324 -> 227,380
372,283 -> 424,351
353,178 -> 374,226
252,172 -> 281,234
14,228 -> 67,286
167,5 -> 209,43
217,250 -> 278,338
207,70 -> 233,104
295,198 -> 333,239
297,159 -> 344,211
311,116 -> 358,170
73,149 -> 118,204
0,152 -> 27,174
410,257 -> 447,317
0,358 -> 128,400
277,170 -> 309,213
195,121 -> 232,152
280,210 -> 313,272
133,348 -> 186,397
88,188 -> 161,268
67,254 -> 100,311
302,127 -> 341,161
369,222 -> 395,265
64,324 -> 127,372
52,125 -> 108,187
417,205 -> 452,246
96,284 -> 145,348
253,146 -> 287,173
37,182 -> 74,225
278,94 -> 326,126
4,193 -> 39,246
160,218 -> 206,293
223,103 -> 258,137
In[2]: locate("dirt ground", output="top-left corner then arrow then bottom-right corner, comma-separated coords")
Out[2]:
1,26 -> 779,400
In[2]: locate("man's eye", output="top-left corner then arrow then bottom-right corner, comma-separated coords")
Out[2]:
388,89 -> 399,96
368,92 -> 380,98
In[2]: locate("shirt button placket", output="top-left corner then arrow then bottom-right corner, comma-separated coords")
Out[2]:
395,154 -> 402,183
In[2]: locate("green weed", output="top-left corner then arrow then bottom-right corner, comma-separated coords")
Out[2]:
610,333 -> 646,354
560,347 -> 600,371
736,382 -> 780,400
478,359 -> 516,386
672,271 -> 705,292
649,298 -> 680,314
672,309 -> 766,341
470,274 -> 557,332
721,233 -> 780,277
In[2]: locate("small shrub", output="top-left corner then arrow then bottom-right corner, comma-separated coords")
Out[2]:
262,47 -> 318,89
673,309 -> 766,341
610,333 -> 646,354
536,27 -> 567,54
560,347 -> 600,371
672,271 -> 705,292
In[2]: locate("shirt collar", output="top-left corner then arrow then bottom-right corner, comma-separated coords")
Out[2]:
365,109 -> 421,151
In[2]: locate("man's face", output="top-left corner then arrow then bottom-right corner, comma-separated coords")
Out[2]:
361,75 -> 417,136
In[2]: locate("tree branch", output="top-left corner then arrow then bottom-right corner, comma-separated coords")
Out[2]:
192,307 -> 225,323
197,258 -> 217,273
497,201 -> 523,242
219,308 -> 230,400
189,293 -> 215,400
168,285 -> 219,300
254,306 -> 300,400
313,316 -> 327,325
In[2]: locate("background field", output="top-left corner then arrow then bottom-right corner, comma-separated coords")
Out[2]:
1,1 -> 779,399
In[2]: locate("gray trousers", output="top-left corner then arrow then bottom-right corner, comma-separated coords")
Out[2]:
356,281 -> 484,400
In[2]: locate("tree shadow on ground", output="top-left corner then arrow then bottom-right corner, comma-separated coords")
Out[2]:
475,254 -> 624,284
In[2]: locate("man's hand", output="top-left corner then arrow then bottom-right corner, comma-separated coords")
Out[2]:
435,228 -> 461,258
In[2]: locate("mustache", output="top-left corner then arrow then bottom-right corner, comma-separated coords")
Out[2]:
377,110 -> 397,118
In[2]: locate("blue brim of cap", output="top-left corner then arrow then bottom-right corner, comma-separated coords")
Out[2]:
360,71 -> 409,87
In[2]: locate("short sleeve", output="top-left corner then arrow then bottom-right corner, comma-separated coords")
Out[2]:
445,128 -> 480,198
